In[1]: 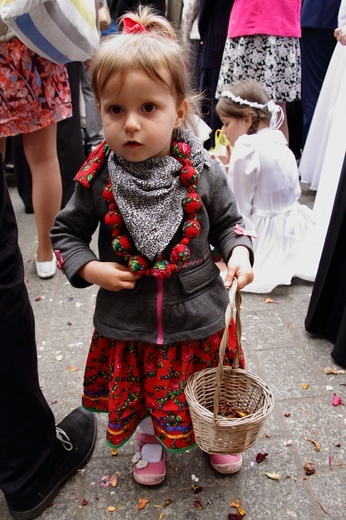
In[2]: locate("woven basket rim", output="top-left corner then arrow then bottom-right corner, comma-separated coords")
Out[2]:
185,366 -> 274,427
186,365 -> 274,393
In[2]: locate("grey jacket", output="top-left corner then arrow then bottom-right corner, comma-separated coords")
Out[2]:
51,154 -> 253,345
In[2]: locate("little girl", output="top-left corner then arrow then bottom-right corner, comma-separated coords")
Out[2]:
215,79 -> 315,293
51,8 -> 254,485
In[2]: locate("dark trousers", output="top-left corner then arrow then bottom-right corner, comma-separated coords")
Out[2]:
305,153 -> 346,368
12,61 -> 86,211
301,28 -> 337,146
200,67 -> 223,150
286,100 -> 303,160
0,155 -> 56,498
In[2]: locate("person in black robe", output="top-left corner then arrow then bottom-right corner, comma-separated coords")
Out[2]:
305,152 -> 346,368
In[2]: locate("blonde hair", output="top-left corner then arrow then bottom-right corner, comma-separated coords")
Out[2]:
90,6 -> 200,131
216,79 -> 271,135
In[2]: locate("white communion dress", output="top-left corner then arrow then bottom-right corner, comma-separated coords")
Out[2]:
228,129 -> 315,293
296,41 -> 346,282
299,43 -> 346,193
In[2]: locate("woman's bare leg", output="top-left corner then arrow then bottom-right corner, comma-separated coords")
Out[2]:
23,125 -> 62,262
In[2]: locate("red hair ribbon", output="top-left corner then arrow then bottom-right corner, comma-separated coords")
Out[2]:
123,17 -> 149,34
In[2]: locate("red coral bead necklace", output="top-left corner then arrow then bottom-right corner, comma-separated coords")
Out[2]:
103,141 -> 202,279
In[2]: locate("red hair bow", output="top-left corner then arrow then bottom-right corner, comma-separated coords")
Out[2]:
123,17 -> 149,34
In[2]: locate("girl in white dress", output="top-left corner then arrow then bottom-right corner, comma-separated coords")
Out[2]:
215,79 -> 315,293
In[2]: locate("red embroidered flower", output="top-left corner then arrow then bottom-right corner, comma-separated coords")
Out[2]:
105,211 -> 123,230
128,255 -> 149,273
112,235 -> 132,255
182,348 -> 194,361
177,142 -> 191,157
169,379 -> 181,391
182,219 -> 201,240
102,184 -> 114,202
132,382 -> 141,393
114,360 -> 122,372
170,244 -> 190,264
183,192 -> 202,214
144,360 -> 156,372
151,260 -> 174,278
180,165 -> 200,187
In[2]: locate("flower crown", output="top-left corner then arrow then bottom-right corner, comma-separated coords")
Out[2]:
220,91 -> 284,131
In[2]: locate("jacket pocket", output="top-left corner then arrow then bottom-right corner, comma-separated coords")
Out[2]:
178,254 -> 221,295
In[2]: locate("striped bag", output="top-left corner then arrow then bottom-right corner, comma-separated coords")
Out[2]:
0,0 -> 100,64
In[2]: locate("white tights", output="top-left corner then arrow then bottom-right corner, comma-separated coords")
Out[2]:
138,417 -> 162,462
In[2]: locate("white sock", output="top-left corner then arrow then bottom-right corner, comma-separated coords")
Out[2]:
138,417 -> 162,461
139,417 -> 155,435
141,443 -> 163,462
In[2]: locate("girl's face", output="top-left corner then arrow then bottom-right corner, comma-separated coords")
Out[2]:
98,69 -> 187,162
220,114 -> 251,147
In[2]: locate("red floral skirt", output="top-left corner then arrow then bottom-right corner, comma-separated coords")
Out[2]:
82,323 -> 245,452
0,37 -> 72,137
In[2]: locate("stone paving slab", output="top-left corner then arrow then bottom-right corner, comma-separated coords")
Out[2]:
1,180 -> 345,520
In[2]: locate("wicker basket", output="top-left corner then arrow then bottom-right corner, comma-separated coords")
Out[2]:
185,280 -> 274,454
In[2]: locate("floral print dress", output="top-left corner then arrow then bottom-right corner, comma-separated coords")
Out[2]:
216,35 -> 301,102
0,37 -> 72,137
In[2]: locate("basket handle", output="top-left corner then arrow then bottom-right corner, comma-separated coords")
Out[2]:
213,278 -> 242,421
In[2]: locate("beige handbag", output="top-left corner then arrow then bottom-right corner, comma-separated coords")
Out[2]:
99,3 -> 111,31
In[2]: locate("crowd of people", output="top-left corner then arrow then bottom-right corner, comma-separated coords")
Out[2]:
1,1 -> 346,518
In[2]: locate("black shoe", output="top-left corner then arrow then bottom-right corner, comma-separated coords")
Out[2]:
6,407 -> 97,520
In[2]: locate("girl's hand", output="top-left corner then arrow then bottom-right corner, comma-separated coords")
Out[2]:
224,246 -> 254,290
78,261 -> 142,291
334,26 -> 346,45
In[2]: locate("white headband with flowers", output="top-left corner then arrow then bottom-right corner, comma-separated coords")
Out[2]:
220,91 -> 284,131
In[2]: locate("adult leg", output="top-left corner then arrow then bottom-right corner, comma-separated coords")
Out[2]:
200,68 -> 223,150
0,136 -> 5,159
301,28 -> 336,146
80,61 -> 103,150
286,100 -> 303,161
58,62 -> 86,207
0,154 -> 97,518
12,135 -> 33,213
12,62 -> 85,212
23,124 -> 61,262
0,151 -> 56,499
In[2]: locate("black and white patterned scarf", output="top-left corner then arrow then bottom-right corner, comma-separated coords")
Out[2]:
108,129 -> 210,260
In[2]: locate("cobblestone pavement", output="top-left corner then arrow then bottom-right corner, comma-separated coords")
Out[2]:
1,179 -> 345,520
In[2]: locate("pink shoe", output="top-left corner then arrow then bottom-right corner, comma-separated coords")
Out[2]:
132,432 -> 166,485
210,453 -> 243,474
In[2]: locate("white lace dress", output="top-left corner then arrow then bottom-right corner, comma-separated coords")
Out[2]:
228,129 -> 315,293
